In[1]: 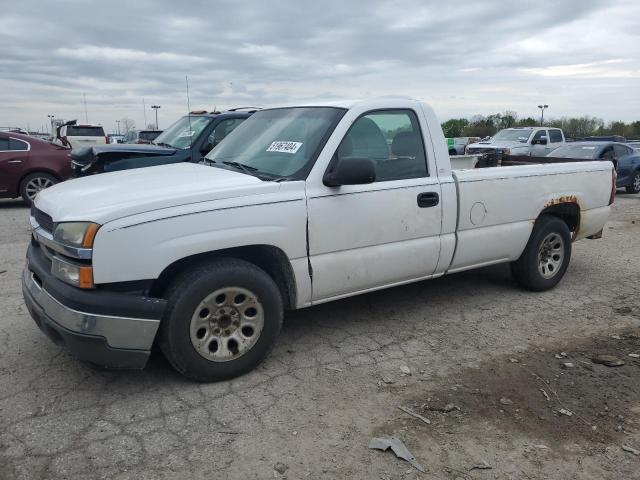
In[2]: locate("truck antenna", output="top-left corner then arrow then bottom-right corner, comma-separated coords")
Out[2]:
186,75 -> 194,163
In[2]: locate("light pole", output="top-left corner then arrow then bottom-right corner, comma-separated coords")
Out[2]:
151,105 -> 161,129
537,104 -> 548,126
116,120 -> 121,135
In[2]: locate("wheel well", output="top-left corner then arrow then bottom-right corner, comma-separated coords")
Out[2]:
150,245 -> 298,309
538,202 -> 580,233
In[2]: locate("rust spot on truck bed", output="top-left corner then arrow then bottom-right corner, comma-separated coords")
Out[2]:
544,195 -> 579,209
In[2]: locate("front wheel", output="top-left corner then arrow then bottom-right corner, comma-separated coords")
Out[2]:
159,258 -> 283,381
626,172 -> 640,194
20,172 -> 58,205
510,215 -> 572,291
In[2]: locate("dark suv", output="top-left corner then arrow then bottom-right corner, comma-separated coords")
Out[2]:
71,109 -> 255,177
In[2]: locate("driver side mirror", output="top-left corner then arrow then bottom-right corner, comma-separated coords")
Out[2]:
323,157 -> 376,187
533,136 -> 548,145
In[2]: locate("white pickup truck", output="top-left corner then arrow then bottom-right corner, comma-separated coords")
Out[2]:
23,98 -> 615,381
466,126 -> 566,157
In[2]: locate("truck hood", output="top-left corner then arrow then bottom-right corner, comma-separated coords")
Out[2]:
467,140 -> 529,150
73,143 -> 178,159
35,163 -> 278,224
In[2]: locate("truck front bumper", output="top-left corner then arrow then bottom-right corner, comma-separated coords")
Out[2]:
22,245 -> 166,369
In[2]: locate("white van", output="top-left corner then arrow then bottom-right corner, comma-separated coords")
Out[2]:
55,123 -> 108,148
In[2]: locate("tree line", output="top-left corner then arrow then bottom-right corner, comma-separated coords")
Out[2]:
442,111 -> 640,140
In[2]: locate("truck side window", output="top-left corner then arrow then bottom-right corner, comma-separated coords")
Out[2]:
613,144 -> 631,158
209,118 -> 244,146
337,109 -> 427,181
549,129 -> 563,143
532,130 -> 547,143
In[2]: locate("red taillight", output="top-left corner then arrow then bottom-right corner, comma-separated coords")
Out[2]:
609,168 -> 617,205
105,136 -> 109,144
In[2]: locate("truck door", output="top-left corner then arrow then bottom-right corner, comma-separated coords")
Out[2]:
307,109 -> 443,302
531,129 -> 552,157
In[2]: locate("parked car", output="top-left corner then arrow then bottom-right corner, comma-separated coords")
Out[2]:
0,132 -> 72,205
548,142 -> 640,193
70,110 -> 253,176
466,127 -> 566,157
53,121 -> 108,149
24,98 -> 614,381
447,137 -> 480,155
121,129 -> 163,144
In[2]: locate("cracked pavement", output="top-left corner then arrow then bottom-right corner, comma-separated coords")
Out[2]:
1,194 -> 639,479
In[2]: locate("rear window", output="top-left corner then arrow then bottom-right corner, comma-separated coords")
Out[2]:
549,129 -> 563,143
67,126 -> 105,136
139,131 -> 162,141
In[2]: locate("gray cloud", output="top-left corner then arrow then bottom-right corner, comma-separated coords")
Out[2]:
2,0 -> 640,133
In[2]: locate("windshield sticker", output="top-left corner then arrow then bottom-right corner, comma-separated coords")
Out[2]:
267,141 -> 302,154
178,131 -> 195,138
581,146 -> 596,149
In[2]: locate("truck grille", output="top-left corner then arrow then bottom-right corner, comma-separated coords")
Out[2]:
32,207 -> 54,234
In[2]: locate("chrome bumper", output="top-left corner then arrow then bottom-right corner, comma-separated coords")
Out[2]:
22,268 -> 160,351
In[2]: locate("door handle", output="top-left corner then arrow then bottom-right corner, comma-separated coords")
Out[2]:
417,192 -> 439,208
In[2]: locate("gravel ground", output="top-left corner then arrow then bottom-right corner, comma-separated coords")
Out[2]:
0,193 -> 639,480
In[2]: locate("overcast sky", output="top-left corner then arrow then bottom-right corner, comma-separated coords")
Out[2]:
2,0 -> 640,133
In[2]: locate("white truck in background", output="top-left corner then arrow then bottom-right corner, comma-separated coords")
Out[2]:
24,98 -> 614,382
466,126 -> 566,157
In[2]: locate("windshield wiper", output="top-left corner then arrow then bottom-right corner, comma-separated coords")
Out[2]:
222,160 -> 260,176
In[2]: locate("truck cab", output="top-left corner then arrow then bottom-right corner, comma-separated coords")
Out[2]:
467,127 -> 565,157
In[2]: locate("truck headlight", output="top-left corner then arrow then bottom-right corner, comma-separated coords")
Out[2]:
52,256 -> 94,289
53,222 -> 100,248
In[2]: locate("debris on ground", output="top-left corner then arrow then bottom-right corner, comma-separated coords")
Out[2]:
509,358 -> 519,363
614,306 -> 633,315
561,362 -> 575,369
398,406 -> 431,425
499,397 -> 513,405
469,460 -> 492,471
274,462 -> 288,474
611,334 -> 622,340
0,270 -> 6,275
381,376 -> 396,384
368,437 -> 426,473
622,445 -> 640,456
628,353 -> 640,358
558,408 -> 573,417
324,366 -> 343,372
592,354 -> 625,367
540,389 -> 550,401
400,365 -> 411,375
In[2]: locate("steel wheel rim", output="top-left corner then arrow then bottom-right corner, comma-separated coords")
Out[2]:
537,232 -> 564,279
189,286 -> 264,362
634,174 -> 640,191
25,177 -> 54,200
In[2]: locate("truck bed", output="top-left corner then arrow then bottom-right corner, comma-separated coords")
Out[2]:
446,161 -> 613,273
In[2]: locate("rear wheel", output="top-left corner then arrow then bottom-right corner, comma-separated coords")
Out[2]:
511,215 -> 572,291
626,172 -> 640,194
159,258 -> 283,382
20,172 -> 58,205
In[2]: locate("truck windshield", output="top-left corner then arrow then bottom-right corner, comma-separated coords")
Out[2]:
548,145 -> 598,159
205,107 -> 346,179
153,116 -> 212,149
492,129 -> 533,142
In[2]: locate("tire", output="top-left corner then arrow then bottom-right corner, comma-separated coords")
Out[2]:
626,172 -> 640,194
510,215 -> 572,292
20,172 -> 58,205
159,258 -> 283,382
